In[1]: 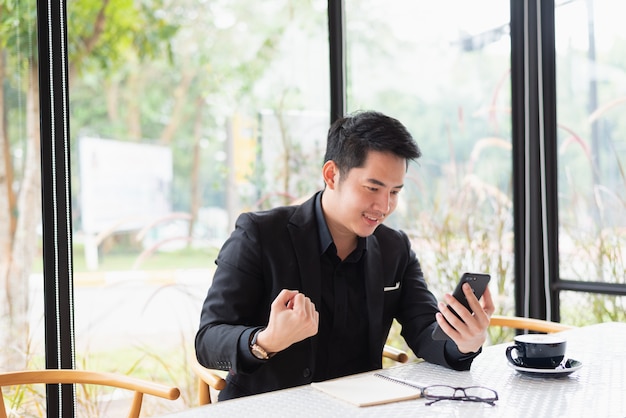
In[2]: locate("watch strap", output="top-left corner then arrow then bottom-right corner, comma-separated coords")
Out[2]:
250,328 -> 270,360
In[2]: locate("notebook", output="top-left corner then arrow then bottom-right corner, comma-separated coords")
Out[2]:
311,372 -> 424,407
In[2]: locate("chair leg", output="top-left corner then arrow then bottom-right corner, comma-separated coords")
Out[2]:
127,392 -> 144,418
0,389 -> 7,418
197,378 -> 211,405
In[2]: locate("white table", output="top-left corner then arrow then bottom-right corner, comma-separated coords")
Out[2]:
162,322 -> 626,418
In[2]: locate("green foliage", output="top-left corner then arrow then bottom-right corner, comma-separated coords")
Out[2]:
2,384 -> 46,418
0,0 -> 37,52
68,0 -> 179,76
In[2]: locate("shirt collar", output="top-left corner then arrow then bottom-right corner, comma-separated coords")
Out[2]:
315,192 -> 334,255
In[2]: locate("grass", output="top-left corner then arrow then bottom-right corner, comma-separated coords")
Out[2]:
32,243 -> 219,273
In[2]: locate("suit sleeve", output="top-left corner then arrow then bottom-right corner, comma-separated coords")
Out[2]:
195,213 -> 272,374
394,234 -> 480,371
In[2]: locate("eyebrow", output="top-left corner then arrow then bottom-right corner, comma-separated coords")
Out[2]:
367,178 -> 404,189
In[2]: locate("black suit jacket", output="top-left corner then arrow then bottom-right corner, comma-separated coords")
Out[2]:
195,192 -> 477,400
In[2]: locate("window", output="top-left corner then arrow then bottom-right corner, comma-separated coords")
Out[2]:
555,0 -> 626,324
0,0 -> 40,372
68,0 -> 328,415
4,0 -> 625,415
345,1 -> 513,308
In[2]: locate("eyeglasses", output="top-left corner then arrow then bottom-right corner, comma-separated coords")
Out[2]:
421,384 -> 499,406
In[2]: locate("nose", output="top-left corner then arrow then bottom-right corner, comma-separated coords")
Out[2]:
375,192 -> 391,214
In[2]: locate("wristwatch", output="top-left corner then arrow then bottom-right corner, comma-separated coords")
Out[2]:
250,328 -> 270,360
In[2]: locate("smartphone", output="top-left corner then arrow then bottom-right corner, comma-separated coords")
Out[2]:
431,272 -> 491,340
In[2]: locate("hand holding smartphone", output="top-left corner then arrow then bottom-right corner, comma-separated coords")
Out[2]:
431,272 -> 491,340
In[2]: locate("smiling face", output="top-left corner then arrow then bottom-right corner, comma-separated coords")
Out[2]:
321,150 -> 406,248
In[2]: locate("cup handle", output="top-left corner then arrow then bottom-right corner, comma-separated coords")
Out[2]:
506,345 -> 522,367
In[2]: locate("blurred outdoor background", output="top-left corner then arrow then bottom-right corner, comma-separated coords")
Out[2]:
1,0 -> 625,415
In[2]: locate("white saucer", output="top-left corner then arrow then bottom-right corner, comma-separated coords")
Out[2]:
507,359 -> 583,378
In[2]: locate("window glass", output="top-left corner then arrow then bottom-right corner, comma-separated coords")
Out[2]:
555,0 -> 626,324
1,0 -> 41,362
1,0 -> 45,413
67,0 -> 328,414
345,1 -> 513,312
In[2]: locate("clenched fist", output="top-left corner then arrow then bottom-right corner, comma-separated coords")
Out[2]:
255,289 -> 319,355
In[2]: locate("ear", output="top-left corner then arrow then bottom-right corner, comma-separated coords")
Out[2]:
322,160 -> 339,190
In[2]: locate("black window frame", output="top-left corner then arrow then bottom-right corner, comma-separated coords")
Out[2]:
37,0 -> 76,415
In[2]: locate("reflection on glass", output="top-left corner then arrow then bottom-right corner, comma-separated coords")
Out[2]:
345,1 -> 513,308
556,0 -> 626,323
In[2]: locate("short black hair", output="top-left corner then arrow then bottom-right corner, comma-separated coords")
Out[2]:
323,110 -> 421,177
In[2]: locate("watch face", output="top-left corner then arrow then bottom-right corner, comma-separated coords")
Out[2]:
251,344 -> 268,360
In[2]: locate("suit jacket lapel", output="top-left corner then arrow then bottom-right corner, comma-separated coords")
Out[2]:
287,194 -> 322,307
287,194 -> 323,356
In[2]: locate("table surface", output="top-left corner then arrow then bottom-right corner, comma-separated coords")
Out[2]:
162,322 -> 626,418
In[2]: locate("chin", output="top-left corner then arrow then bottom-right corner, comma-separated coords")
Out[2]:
357,225 -> 380,238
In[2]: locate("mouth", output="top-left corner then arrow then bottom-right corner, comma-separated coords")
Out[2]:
362,212 -> 386,225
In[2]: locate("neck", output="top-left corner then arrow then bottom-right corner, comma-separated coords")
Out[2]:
320,191 -> 357,260
334,236 -> 357,261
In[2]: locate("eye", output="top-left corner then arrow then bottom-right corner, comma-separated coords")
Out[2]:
391,190 -> 401,196
366,186 -> 378,192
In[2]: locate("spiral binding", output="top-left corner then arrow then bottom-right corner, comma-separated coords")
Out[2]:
373,373 -> 425,390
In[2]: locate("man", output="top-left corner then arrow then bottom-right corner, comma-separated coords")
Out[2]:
195,110 -> 494,401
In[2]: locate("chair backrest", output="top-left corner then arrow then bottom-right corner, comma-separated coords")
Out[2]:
191,356 -> 227,406
489,314 -> 575,333
382,344 -> 409,363
0,369 -> 180,418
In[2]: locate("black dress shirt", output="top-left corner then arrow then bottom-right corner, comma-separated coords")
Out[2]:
313,193 -> 370,381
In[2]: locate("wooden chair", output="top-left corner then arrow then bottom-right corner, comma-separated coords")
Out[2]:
0,369 -> 181,418
190,356 -> 227,406
192,344 -> 409,405
489,314 -> 575,333
382,344 -> 409,363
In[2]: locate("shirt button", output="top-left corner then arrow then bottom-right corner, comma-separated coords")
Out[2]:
302,368 -> 311,378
